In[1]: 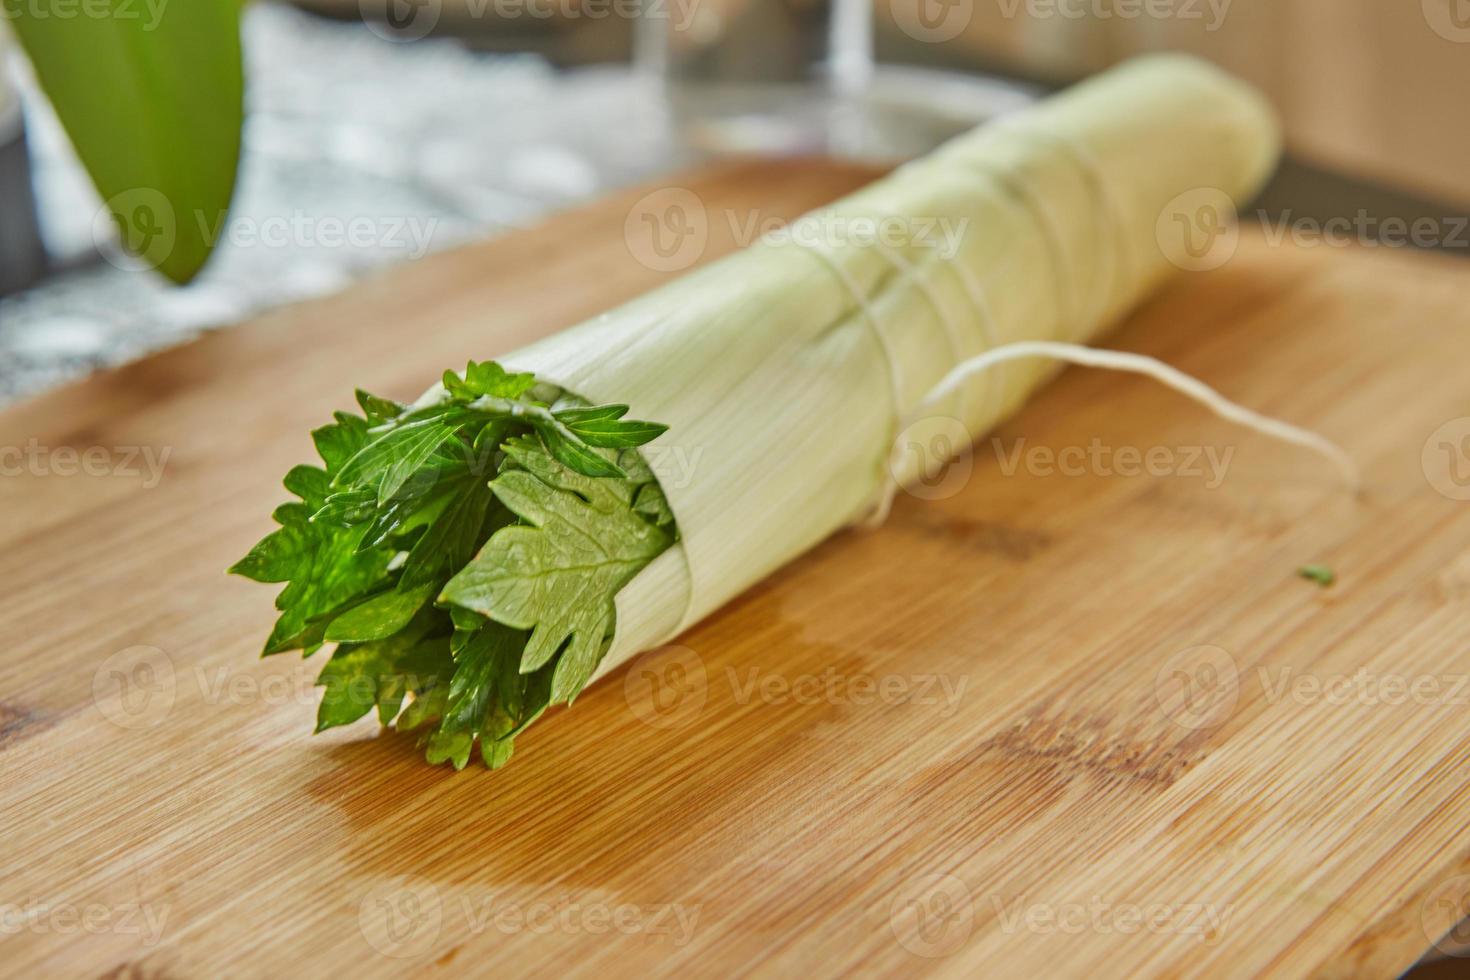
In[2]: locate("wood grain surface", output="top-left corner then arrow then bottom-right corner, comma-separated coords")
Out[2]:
3,159 -> 1470,979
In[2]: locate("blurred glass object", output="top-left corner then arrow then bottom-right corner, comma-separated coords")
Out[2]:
0,34 -> 46,295
638,0 -> 1037,159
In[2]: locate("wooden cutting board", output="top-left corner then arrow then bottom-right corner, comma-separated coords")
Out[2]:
4,159 -> 1470,979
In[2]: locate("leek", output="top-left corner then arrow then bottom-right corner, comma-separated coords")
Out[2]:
232,55 -> 1284,769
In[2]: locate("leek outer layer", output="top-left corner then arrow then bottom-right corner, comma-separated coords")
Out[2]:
443,55 -> 1282,680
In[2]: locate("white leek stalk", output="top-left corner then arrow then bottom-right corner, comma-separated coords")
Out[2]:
486,54 -> 1282,678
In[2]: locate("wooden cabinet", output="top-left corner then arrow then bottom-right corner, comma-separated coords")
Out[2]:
880,0 -> 1470,206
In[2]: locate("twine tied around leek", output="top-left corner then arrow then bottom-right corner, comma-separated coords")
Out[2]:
793,118 -> 1358,527
865,341 -> 1361,526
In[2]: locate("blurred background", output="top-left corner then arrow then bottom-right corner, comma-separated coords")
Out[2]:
3,6 -> 1468,968
1,0 -> 1468,405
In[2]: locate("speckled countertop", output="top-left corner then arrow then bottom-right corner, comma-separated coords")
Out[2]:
0,4 -> 698,406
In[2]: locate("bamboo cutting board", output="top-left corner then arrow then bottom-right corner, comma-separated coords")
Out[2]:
3,160 -> 1470,979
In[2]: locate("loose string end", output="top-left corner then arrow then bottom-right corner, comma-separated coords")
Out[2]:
859,341 -> 1361,528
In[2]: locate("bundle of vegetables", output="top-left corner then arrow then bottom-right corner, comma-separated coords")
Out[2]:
233,55 -> 1282,769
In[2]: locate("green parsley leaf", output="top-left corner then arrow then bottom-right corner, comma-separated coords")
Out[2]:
443,360 -> 537,401
229,460 -> 392,656
441,436 -> 673,704
334,414 -> 467,504
562,417 -> 670,448
355,389 -> 405,426
315,611 -> 450,731
429,623 -> 551,770
552,404 -> 628,424
232,361 -> 678,767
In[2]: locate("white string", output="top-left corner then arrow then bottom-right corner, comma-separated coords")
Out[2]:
939,256 -> 1008,420
791,122 -> 1137,468
796,234 -> 987,441
864,341 -> 1360,526
986,120 -> 1137,322
926,123 -> 1128,423
797,242 -> 908,418
971,163 -> 1081,341
871,240 -> 974,425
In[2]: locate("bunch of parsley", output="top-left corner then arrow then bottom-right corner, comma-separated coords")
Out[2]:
230,362 -> 676,769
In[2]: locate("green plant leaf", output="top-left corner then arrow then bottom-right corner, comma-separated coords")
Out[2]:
5,0 -> 244,283
441,437 -> 673,704
324,583 -> 437,643
231,365 -> 678,768
333,416 -> 465,504
444,361 -> 537,401
429,623 -> 549,771
562,417 -> 669,448
315,626 -> 452,732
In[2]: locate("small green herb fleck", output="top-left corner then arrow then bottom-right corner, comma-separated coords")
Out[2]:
1298,564 -> 1335,588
